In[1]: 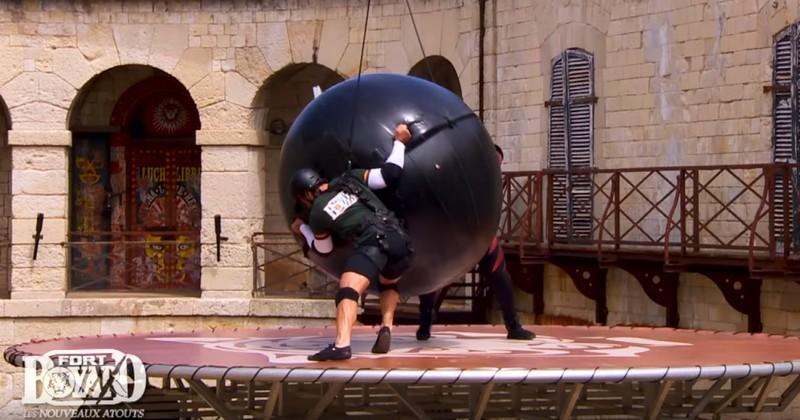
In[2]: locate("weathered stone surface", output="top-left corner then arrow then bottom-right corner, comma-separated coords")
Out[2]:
8,290 -> 65,300
235,47 -> 271,86
52,48 -> 94,89
5,299 -> 69,319
383,41 -> 410,73
200,216 -> 262,244
192,298 -> 250,316
7,130 -> 71,146
196,129 -> 260,145
317,18 -> 348,71
11,170 -> 66,195
201,172 -> 263,218
37,73 -> 75,109
202,267 -> 252,291
0,373 -> 11,412
113,24 -> 154,64
77,24 -> 120,71
149,24 -> 188,71
10,267 -> 65,291
8,102 -> 68,130
200,243 -> 252,267
0,320 -> 12,345
336,43 -> 361,76
99,318 -> 136,335
257,22 -> 291,71
287,20 -> 317,63
225,71 -> 257,107
401,11 -> 442,64
250,297 -> 335,318
69,298 -> 146,317
0,48 -> 24,86
11,147 -> 67,170
140,299 -> 195,316
190,71 -> 224,108
11,217 -> 66,244
10,244 -> 65,268
440,8 -> 460,57
1,73 -> 35,109
200,145 -> 259,171
13,318 -> 99,343
197,101 -> 250,130
173,47 -> 213,89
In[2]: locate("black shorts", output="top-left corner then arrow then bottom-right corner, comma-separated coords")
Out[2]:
343,228 -> 413,283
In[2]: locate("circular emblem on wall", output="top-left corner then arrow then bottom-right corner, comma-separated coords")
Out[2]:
150,97 -> 189,135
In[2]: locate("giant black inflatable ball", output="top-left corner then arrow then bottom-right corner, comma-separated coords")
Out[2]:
278,73 -> 500,296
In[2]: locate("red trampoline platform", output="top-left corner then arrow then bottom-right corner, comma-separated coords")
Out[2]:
6,324 -> 800,419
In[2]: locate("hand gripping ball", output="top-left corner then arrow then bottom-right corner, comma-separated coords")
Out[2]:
278,73 -> 501,296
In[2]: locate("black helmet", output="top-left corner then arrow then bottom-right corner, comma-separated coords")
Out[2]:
290,168 -> 323,197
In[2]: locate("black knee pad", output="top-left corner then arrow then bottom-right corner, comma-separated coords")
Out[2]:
335,287 -> 360,306
377,282 -> 398,293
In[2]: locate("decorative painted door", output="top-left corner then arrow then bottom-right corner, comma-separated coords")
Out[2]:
127,146 -> 201,289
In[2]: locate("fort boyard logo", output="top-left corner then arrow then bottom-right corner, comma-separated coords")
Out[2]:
22,349 -> 146,407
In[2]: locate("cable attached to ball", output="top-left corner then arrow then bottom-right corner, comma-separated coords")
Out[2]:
346,0 -> 372,171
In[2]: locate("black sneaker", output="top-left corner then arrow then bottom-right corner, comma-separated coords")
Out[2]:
507,325 -> 536,340
416,325 -> 431,341
371,326 -> 391,353
308,344 -> 352,361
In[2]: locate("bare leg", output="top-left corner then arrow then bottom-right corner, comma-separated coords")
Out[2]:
378,276 -> 400,329
372,276 -> 400,354
334,271 -> 370,347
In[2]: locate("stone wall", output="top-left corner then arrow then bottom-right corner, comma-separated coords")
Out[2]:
485,0 -> 800,335
2,0 -> 800,414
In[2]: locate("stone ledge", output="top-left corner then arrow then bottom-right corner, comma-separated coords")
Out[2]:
7,130 -> 71,146
0,297 -> 335,319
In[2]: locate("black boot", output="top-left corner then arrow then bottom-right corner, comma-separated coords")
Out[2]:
416,324 -> 431,341
506,320 -> 535,340
417,292 -> 436,341
372,326 -> 392,353
308,344 -> 352,361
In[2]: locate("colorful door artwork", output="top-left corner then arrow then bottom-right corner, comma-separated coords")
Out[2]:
127,146 -> 201,289
69,76 -> 202,292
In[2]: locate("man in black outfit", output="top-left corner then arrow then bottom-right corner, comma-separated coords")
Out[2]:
416,144 -> 535,341
290,124 -> 413,361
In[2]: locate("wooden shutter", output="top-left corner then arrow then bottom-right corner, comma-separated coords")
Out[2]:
549,49 -> 595,240
773,26 -> 797,246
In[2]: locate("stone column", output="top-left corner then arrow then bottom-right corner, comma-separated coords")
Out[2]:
8,130 -> 70,299
197,129 -> 265,299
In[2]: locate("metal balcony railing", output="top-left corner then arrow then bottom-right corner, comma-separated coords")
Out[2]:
251,232 -> 337,298
500,163 -> 800,274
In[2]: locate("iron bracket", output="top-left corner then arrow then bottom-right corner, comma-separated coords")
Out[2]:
615,261 -> 680,327
696,267 -> 762,333
551,257 -> 608,324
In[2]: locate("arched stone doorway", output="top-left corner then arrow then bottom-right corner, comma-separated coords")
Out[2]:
68,65 -> 201,292
408,56 -> 462,98
253,63 -> 344,231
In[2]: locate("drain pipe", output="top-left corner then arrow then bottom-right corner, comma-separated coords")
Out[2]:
479,0 -> 486,122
